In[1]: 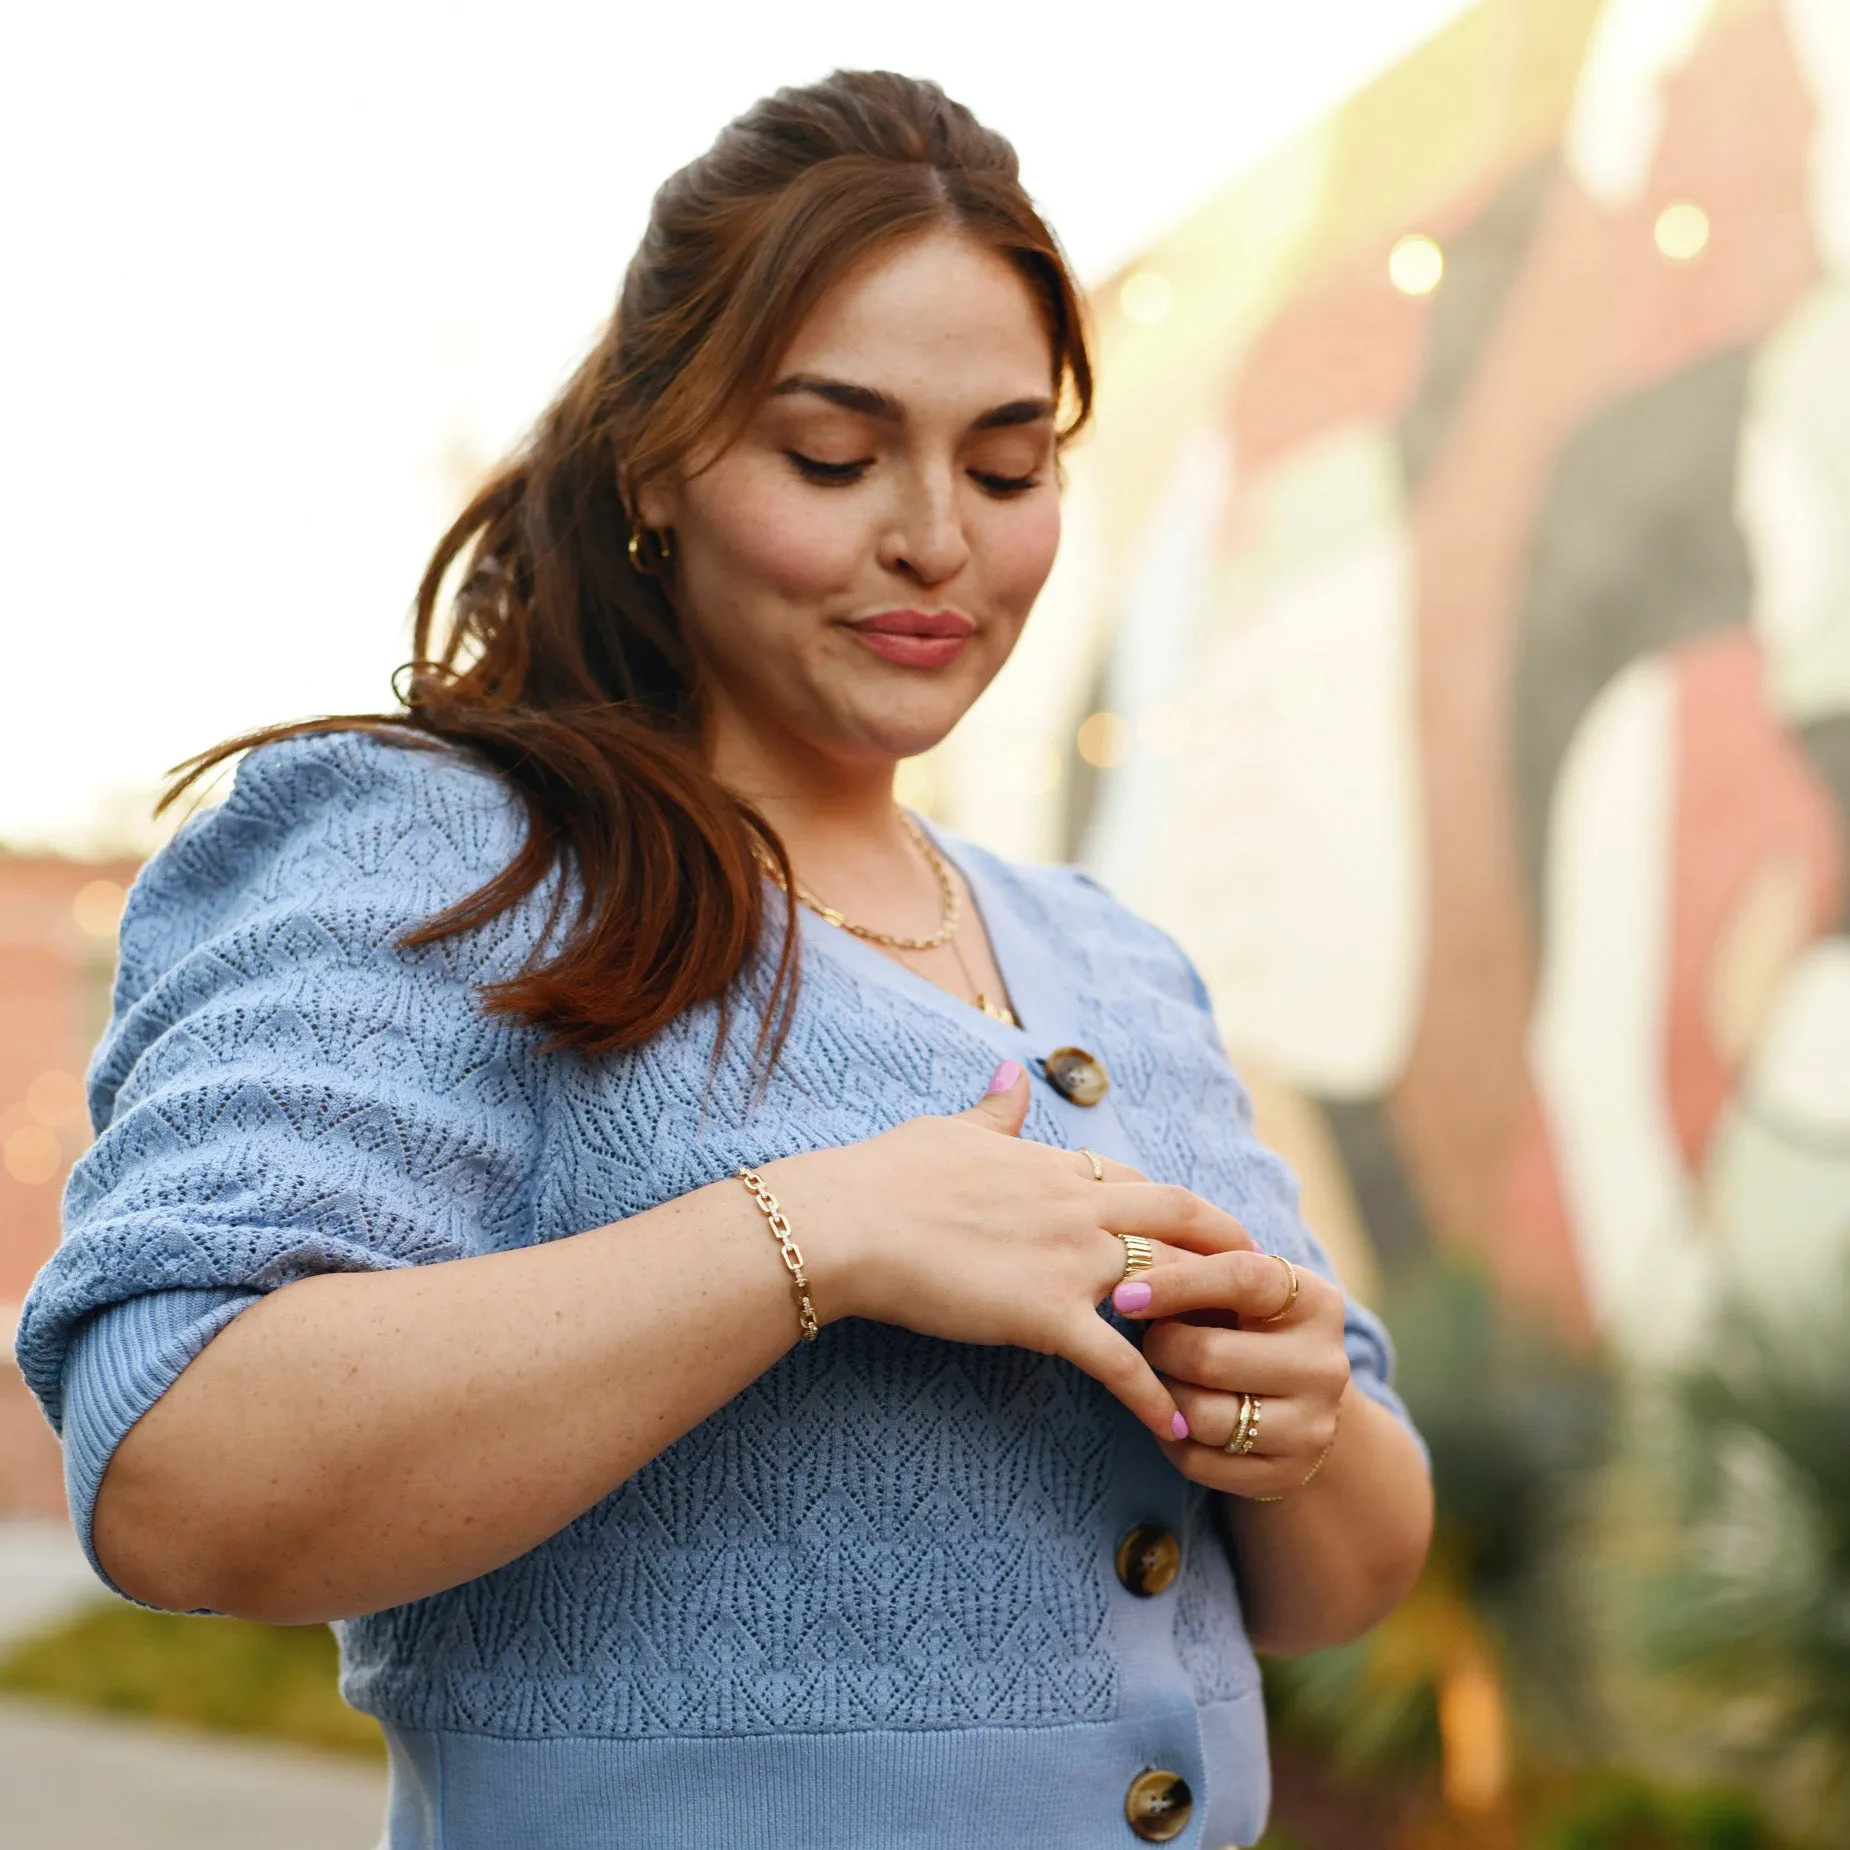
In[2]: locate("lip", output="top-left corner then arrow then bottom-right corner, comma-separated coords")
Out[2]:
844,608 -> 976,670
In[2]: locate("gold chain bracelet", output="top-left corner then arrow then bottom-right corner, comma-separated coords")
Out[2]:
737,1167 -> 819,1343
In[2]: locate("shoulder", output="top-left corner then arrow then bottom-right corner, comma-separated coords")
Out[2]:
147,729 -> 519,913
100,731 -> 543,1109
942,833 -> 1212,1017
126,730 -> 524,965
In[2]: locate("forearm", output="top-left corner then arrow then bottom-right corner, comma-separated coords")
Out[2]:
94,1176 -> 801,1624
1218,1390 -> 1432,1656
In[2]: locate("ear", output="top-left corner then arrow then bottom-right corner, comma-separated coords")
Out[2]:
633,476 -> 679,532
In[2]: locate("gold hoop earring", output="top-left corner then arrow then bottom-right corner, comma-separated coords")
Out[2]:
627,520 -> 672,575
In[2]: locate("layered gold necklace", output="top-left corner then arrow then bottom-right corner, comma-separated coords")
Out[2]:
758,813 -> 1018,1027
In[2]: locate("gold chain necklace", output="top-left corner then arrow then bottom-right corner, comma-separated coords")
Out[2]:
759,811 -> 960,951
758,814 -> 1019,1026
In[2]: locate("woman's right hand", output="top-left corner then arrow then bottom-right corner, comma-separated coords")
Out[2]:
758,1060 -> 1256,1442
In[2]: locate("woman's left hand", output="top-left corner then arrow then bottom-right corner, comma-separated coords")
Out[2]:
1113,1250 -> 1352,1497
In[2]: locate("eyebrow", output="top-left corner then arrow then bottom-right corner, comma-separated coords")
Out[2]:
769,373 -> 1056,433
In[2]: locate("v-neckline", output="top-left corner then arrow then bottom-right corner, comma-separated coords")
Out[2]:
783,820 -> 1145,1163
789,815 -> 1031,1046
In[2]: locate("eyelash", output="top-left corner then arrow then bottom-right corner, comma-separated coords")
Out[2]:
785,452 -> 1041,497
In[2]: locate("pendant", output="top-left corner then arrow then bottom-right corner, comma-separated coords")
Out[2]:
976,995 -> 1018,1027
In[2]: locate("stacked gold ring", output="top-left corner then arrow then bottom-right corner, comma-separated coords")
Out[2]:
1117,1234 -> 1155,1281
1224,1392 -> 1262,1456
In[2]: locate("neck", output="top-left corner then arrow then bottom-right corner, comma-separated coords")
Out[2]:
704,694 -> 945,937
707,702 -> 906,857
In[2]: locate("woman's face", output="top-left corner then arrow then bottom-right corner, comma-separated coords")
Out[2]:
639,230 -> 1064,777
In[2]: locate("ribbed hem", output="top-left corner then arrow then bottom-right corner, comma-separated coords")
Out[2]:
59,1286 -> 261,1597
381,1697 -> 1269,1849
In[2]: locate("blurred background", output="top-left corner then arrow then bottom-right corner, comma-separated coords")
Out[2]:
5,0 -> 1849,1845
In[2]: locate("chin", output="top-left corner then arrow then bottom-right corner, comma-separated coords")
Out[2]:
836,690 -> 970,764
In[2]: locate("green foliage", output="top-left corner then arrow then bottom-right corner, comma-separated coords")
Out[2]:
1641,1279 -> 1850,1838
0,1601 -> 383,1760
1390,1259 -> 1612,1652
1265,1253 -> 1616,1776
1528,1770 -> 1782,1850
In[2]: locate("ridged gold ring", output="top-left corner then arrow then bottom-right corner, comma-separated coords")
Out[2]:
1078,1147 -> 1105,1182
1117,1234 -> 1155,1281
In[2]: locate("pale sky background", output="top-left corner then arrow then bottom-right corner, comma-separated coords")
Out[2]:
2,0 -> 1474,854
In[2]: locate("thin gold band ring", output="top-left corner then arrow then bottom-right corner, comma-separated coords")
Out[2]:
1255,1254 -> 1300,1324
1078,1147 -> 1105,1183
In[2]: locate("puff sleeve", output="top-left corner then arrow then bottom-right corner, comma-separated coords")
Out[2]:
12,731 -> 551,1579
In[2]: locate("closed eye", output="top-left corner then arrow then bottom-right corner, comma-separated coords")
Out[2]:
971,470 -> 1040,497
787,451 -> 871,485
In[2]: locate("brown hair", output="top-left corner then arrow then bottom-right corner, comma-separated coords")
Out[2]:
166,70 -> 1093,1060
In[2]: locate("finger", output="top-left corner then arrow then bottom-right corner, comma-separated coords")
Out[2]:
1084,1150 -> 1148,1184
1157,1440 -> 1315,1499
1143,1318 -> 1274,1392
960,1060 -> 1030,1136
1165,1380 -> 1316,1456
1113,1248 -> 1323,1324
1098,1184 -> 1255,1258
1167,1380 -> 1247,1452
1063,1146 -> 1143,1186
1144,1315 -> 1351,1407
1102,1239 -> 1230,1322
1059,1314 -> 1191,1446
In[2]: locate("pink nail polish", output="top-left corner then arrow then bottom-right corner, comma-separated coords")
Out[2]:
986,1060 -> 1022,1095
1113,1280 -> 1153,1313
1170,1412 -> 1190,1440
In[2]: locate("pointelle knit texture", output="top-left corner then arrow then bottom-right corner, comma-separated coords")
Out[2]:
16,731 -> 1423,1849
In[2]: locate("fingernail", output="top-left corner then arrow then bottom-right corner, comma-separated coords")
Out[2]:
1113,1280 -> 1153,1313
986,1060 -> 1022,1095
1170,1411 -> 1190,1440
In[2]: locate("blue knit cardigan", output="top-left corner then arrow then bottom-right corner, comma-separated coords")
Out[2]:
17,732 -> 1420,1850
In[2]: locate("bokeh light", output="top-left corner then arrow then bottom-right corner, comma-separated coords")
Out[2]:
1388,232 -> 1445,296
3,1125 -> 63,1187
1076,711 -> 1132,769
71,880 -> 126,939
1654,199 -> 1711,261
1119,270 -> 1175,326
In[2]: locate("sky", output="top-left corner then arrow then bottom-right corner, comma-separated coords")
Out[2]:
1,0 -> 1475,853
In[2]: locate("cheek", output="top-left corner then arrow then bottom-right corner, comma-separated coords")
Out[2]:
979,495 -> 1062,614
690,466 -> 863,601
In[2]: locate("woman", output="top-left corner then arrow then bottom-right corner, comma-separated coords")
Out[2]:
17,71 -> 1431,1848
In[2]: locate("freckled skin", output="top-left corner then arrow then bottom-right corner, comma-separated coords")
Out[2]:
640,231 -> 1063,777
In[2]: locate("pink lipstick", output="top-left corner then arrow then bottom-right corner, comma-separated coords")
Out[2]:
846,609 -> 975,669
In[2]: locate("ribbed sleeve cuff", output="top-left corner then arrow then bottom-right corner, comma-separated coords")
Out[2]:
60,1287 -> 261,1599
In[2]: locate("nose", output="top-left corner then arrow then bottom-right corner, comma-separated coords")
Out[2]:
877,466 -> 970,588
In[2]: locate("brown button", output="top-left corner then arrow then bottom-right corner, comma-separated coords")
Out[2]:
1044,1046 -> 1110,1107
1115,1524 -> 1181,1598
1125,1769 -> 1193,1841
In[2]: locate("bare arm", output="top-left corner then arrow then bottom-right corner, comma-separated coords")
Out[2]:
95,1176 -> 807,1623
1218,1390 -> 1433,1654
94,1070 -> 1250,1624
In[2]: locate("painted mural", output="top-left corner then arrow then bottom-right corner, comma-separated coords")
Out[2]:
945,0 -> 1850,1355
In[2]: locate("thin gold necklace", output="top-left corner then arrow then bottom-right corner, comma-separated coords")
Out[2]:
941,933 -> 1019,1028
759,814 -> 1017,1025
758,811 -> 959,950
